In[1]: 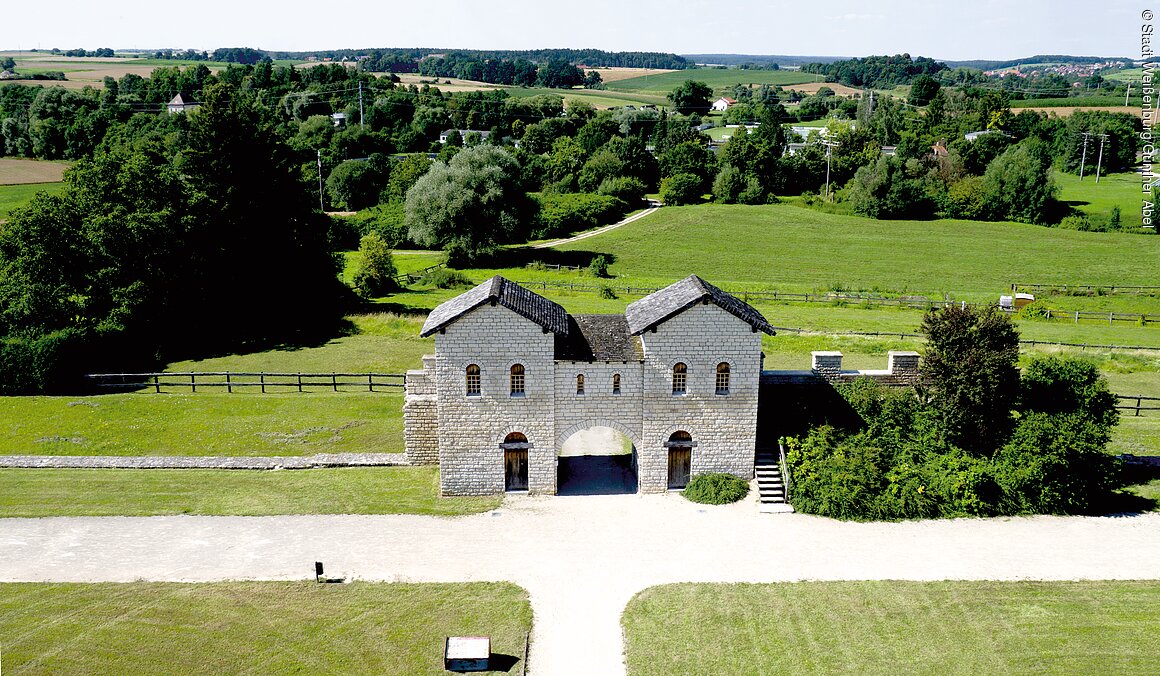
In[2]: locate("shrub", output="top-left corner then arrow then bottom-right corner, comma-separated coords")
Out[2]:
0,328 -> 85,395
534,193 -> 627,239
1019,355 -> 1119,439
1016,299 -> 1055,320
587,254 -> 610,278
682,473 -> 750,505
598,285 -> 618,300
349,202 -> 409,247
712,165 -> 745,203
659,172 -> 704,206
596,176 -> 647,206
419,268 -> 474,289
350,233 -> 398,298
1058,214 -> 1094,231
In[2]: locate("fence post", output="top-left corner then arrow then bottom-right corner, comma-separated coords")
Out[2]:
226,372 -> 232,394
368,373 -> 374,392
1137,397 -> 1143,417
332,373 -> 338,392
297,372 -> 303,393
190,373 -> 196,393
1075,311 -> 1079,324
260,373 -> 266,394
154,374 -> 160,394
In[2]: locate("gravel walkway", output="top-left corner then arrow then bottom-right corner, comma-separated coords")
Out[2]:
532,207 -> 659,249
0,453 -> 408,469
3,492 -> 1159,675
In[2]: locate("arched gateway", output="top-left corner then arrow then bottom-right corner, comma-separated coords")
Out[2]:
403,274 -> 775,496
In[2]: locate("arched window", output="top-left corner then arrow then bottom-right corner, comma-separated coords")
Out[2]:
576,373 -> 585,395
672,362 -> 687,395
612,373 -> 621,395
510,364 -> 525,396
715,362 -> 730,395
465,364 -> 481,396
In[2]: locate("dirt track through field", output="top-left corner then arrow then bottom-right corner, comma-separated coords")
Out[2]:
3,493 -> 1158,675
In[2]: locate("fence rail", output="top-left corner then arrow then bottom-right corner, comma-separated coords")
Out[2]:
1014,283 -> 1160,296
86,372 -> 405,393
1117,395 -> 1160,416
391,263 -> 446,285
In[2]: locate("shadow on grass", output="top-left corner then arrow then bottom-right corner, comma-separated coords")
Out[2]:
476,247 -> 617,270
486,653 -> 522,672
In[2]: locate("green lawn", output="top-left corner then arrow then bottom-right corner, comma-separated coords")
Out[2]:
0,393 -> 403,456
1056,171 -> 1145,229
0,466 -> 500,516
0,581 -> 528,674
0,181 -> 64,217
504,86 -> 668,108
623,581 -> 1160,675
607,68 -> 815,94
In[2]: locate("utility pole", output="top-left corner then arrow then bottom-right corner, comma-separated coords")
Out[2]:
317,149 -> 325,212
822,139 -> 840,201
1095,133 -> 1109,183
359,81 -> 365,129
1078,132 -> 1091,180
1125,81 -> 1132,107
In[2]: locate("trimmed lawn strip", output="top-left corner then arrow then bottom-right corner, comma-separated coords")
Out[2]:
0,466 -> 499,517
0,581 -> 528,675
623,580 -> 1160,676
0,393 -> 403,457
0,181 -> 65,217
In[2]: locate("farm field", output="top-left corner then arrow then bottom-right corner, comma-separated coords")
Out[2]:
0,181 -> 65,217
607,68 -> 816,94
0,158 -> 68,184
504,86 -> 667,109
1011,97 -> 1141,112
622,581 -> 1160,675
0,582 -> 528,673
0,466 -> 500,517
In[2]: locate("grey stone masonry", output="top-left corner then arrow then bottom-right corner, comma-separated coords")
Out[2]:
404,354 -> 439,465
811,351 -> 844,382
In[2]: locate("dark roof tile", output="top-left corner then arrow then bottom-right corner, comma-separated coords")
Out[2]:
554,315 -> 643,361
420,275 -> 569,337
625,275 -> 775,335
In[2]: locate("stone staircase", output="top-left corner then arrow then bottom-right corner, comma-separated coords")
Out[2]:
755,448 -> 794,513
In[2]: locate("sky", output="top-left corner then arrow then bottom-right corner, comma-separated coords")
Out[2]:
0,0 -> 1143,62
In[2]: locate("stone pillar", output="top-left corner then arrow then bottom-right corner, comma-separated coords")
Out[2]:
888,351 -> 921,384
403,355 -> 439,465
811,351 -> 843,382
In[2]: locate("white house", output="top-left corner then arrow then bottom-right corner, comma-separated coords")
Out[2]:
710,97 -> 738,112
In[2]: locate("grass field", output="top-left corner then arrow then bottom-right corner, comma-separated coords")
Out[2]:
1055,170 -> 1144,228
0,466 -> 499,517
0,181 -> 64,217
0,581 -> 528,674
504,86 -> 668,109
607,68 -> 816,94
0,392 -> 404,456
1011,97 -> 1141,109
622,581 -> 1160,675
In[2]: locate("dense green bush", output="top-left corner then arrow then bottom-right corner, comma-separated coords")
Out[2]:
347,202 -> 410,247
533,192 -> 627,238
0,328 -> 85,394
785,355 -> 1124,521
350,233 -> 398,299
419,268 -> 474,289
596,176 -> 647,206
659,172 -> 704,206
682,473 -> 750,505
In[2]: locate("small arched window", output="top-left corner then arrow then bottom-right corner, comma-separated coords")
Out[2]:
576,373 -> 585,395
510,364 -> 525,396
612,373 -> 621,395
715,362 -> 730,395
672,362 -> 687,395
465,364 -> 481,396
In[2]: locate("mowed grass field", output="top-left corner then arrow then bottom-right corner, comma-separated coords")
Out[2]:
0,158 -> 68,184
622,581 -> 1160,675
1056,170 -> 1145,228
607,68 -> 816,94
0,582 -> 528,674
0,181 -> 65,217
0,466 -> 500,517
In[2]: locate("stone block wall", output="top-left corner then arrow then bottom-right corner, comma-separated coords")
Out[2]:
638,304 -> 763,493
553,362 -> 644,452
810,350 -> 924,387
403,359 -> 438,465
433,305 -> 556,496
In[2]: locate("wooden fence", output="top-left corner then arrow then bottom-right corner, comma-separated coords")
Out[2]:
1013,283 -> 1160,296
1117,395 -> 1160,417
86,372 -> 405,393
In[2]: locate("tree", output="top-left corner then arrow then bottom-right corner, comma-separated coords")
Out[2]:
908,74 -> 940,106
659,172 -> 703,205
351,232 -> 398,298
667,80 -> 713,116
326,160 -> 385,211
920,305 -> 1021,455
980,139 -> 1056,223
404,145 -> 534,264
0,57 -> 15,71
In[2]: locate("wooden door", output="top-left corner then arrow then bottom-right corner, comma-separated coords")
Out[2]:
505,450 -> 528,492
668,448 -> 691,489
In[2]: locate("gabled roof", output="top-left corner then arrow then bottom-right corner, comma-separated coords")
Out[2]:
169,93 -> 195,106
554,315 -> 644,361
625,275 -> 775,336
420,275 -> 569,337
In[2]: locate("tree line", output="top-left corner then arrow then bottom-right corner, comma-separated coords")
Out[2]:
801,54 -> 950,88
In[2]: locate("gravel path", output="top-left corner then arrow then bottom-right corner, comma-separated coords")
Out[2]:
0,453 -> 407,469
3,493 -> 1159,675
532,207 -> 659,249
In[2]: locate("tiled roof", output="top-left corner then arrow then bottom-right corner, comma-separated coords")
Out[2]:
420,275 -> 570,337
554,315 -> 644,361
625,275 -> 775,336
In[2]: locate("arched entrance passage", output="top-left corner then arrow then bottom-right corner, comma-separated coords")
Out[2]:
556,424 -> 638,496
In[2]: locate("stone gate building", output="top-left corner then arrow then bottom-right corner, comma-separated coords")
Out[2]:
404,274 -> 775,496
